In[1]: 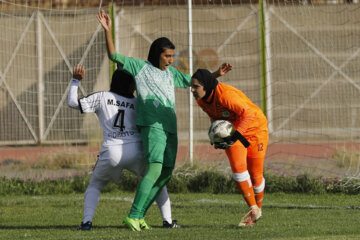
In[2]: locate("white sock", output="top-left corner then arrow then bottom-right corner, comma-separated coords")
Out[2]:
155,186 -> 172,223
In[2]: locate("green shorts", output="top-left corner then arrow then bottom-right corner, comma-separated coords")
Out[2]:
139,126 -> 178,168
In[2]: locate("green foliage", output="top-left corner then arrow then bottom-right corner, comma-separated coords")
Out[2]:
71,175 -> 91,193
186,171 -> 236,194
117,170 -> 140,192
264,171 -> 298,193
295,174 -> 326,194
324,178 -> 360,195
1,169 -> 360,196
166,175 -> 189,193
0,177 -> 74,195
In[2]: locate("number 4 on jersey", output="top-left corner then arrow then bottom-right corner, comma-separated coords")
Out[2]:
114,109 -> 125,131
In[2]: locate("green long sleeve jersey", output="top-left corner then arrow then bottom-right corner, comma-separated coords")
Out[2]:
110,52 -> 191,134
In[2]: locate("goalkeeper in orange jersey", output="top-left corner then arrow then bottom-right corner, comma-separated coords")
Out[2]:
190,69 -> 269,227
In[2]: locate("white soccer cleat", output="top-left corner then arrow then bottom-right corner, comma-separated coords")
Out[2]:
238,206 -> 261,227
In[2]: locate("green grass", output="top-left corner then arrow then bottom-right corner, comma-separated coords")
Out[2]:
0,193 -> 359,240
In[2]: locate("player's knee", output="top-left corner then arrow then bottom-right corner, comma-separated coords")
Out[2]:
84,185 -> 101,198
144,163 -> 163,182
232,171 -> 250,182
88,177 -> 107,190
253,177 -> 265,193
232,171 -> 252,185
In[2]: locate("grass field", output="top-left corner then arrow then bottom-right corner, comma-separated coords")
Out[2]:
1,192 -> 360,240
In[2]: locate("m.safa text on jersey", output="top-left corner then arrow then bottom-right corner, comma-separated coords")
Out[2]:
107,99 -> 135,109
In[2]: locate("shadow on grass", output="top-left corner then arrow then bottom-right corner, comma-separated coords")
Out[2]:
0,224 -> 240,231
0,225 -> 125,230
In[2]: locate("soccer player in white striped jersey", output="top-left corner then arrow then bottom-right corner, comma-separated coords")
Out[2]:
68,64 -> 178,230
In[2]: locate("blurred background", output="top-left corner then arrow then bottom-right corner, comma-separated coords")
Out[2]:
0,0 -> 359,181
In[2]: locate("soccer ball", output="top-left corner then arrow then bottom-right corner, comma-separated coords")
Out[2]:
208,120 -> 235,144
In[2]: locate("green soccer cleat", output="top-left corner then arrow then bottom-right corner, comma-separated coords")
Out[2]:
139,218 -> 151,230
123,216 -> 141,232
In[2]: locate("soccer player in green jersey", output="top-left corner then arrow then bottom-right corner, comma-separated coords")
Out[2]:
97,10 -> 232,231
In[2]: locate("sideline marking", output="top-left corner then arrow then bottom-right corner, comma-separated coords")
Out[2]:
29,196 -> 360,210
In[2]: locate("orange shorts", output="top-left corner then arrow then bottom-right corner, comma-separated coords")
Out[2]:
225,128 -> 268,178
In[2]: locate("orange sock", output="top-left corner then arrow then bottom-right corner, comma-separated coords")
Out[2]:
253,177 -> 265,209
254,190 -> 264,208
234,180 -> 257,207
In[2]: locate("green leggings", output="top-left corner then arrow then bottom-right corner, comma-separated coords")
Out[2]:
129,163 -> 173,219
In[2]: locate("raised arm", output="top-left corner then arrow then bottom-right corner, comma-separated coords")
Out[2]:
68,64 -> 85,109
212,63 -> 232,78
97,10 -> 126,66
97,10 -> 115,57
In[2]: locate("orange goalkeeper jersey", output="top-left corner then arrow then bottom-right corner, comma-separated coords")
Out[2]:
197,82 -> 268,136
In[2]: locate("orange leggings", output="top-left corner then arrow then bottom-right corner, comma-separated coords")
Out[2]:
225,130 -> 268,186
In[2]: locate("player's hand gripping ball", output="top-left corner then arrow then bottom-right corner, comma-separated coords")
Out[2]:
208,120 -> 236,149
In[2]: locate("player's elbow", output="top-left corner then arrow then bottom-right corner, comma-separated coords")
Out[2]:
108,48 -> 115,57
67,98 -> 79,109
109,52 -> 117,61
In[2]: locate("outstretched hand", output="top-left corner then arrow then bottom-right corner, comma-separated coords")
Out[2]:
73,64 -> 85,81
218,63 -> 232,77
97,10 -> 111,32
212,62 -> 232,78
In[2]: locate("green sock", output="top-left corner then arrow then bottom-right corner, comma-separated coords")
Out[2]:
129,163 -> 162,219
141,167 -> 173,217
